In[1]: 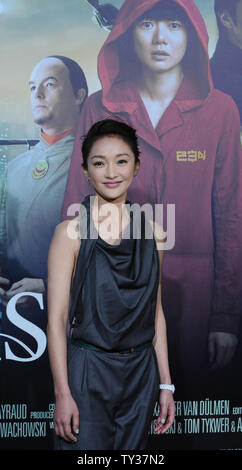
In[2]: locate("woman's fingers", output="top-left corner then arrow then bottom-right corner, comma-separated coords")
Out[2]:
155,411 -> 174,434
72,412 -> 80,439
154,407 -> 167,434
154,391 -> 176,434
63,420 -> 78,442
55,419 -> 78,442
54,398 -> 79,443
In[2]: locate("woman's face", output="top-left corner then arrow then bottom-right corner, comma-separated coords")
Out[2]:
83,135 -> 140,203
133,16 -> 188,74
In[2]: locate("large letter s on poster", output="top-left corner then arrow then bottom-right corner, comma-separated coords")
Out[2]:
0,293 -> 47,362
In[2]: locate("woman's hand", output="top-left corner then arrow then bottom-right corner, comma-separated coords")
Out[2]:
54,393 -> 80,443
154,390 -> 176,434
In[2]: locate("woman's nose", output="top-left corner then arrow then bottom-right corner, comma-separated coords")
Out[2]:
105,164 -> 117,178
152,23 -> 168,45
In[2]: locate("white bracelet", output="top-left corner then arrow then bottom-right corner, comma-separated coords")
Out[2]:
159,384 -> 175,394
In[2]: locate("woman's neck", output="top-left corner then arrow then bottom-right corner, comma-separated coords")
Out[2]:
92,194 -> 130,242
137,66 -> 184,128
138,65 -> 184,102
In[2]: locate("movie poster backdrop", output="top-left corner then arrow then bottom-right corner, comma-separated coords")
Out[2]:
0,0 -> 241,451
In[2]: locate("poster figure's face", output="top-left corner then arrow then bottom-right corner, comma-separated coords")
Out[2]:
133,18 -> 188,74
29,57 -> 79,132
83,135 -> 140,202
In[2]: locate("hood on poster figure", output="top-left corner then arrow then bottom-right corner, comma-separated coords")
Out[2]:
96,0 -> 213,113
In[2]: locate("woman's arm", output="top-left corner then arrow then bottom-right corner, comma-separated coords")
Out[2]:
47,219 -> 80,442
151,221 -> 176,435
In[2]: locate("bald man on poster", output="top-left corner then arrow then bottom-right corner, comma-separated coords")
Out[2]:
3,56 -> 87,306
0,57 -> 87,449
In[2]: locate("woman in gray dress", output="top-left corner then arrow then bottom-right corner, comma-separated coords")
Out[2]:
47,119 -> 175,450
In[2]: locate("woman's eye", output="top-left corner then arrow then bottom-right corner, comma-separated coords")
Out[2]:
118,159 -> 127,164
169,22 -> 182,29
140,20 -> 153,29
93,161 -> 104,167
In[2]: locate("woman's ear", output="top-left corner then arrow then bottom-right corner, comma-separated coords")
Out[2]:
81,163 -> 89,180
134,159 -> 140,176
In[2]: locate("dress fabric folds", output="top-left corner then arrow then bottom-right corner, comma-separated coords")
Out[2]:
57,195 -> 160,450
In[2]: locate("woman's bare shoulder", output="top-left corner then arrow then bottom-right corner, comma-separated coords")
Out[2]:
52,216 -> 81,250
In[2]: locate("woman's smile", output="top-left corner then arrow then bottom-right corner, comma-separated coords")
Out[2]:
103,181 -> 123,188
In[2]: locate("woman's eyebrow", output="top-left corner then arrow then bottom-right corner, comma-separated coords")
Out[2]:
90,153 -> 130,160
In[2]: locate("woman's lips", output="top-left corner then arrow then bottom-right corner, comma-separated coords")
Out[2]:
151,51 -> 170,60
103,182 -> 122,188
152,50 -> 169,55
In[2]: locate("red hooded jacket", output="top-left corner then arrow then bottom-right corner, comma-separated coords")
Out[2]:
62,0 -> 242,341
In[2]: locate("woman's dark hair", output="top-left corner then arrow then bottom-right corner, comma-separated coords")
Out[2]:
81,119 -> 140,169
136,0 -> 190,26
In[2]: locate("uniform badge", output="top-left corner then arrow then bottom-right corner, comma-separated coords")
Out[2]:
32,160 -> 49,179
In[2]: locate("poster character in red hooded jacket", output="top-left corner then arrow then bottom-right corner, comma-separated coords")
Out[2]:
62,0 -> 242,398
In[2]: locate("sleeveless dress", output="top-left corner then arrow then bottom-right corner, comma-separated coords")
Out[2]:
57,195 -> 160,450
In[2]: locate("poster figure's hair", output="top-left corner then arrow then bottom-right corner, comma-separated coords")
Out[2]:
81,119 -> 140,169
135,0 -> 190,26
46,55 -> 88,108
